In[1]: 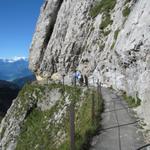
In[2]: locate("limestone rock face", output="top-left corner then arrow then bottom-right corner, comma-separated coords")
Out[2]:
0,83 -> 98,150
29,0 -> 94,77
0,84 -> 71,149
29,0 -> 150,130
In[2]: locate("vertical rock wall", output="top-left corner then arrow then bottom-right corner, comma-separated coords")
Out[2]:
29,0 -> 150,126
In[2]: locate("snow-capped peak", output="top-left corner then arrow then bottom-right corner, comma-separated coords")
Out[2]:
0,56 -> 28,63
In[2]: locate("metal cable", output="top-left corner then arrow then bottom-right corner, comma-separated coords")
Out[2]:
113,100 -> 122,150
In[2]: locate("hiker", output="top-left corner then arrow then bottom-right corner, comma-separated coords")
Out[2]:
76,70 -> 81,80
79,74 -> 84,86
72,70 -> 84,86
62,74 -> 65,85
72,70 -> 77,86
84,75 -> 88,87
76,70 -> 85,86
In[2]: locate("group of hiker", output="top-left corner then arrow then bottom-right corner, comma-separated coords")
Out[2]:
72,70 -> 88,87
50,70 -> 88,87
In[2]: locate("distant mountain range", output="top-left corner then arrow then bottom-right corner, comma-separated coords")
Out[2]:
0,57 -> 36,121
13,75 -> 36,88
0,57 -> 34,81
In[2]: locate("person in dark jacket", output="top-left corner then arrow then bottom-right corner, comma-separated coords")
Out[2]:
79,74 -> 84,86
84,75 -> 88,87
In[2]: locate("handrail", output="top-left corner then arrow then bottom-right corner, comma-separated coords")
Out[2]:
137,144 -> 150,150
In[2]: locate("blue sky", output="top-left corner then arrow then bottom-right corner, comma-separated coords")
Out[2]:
0,0 -> 44,58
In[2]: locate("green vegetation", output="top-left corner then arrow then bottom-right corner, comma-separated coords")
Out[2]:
122,6 -> 131,17
16,83 -> 103,150
111,41 -> 115,49
99,14 -> 113,30
124,0 -> 131,5
90,0 -> 116,36
103,30 -> 111,36
114,29 -> 120,40
74,89 -> 103,150
16,83 -> 44,115
90,0 -> 117,18
110,28 -> 120,49
123,93 -> 141,107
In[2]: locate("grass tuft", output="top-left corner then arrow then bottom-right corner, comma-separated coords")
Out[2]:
124,0 -> 131,5
123,93 -> 141,107
99,13 -> 113,30
90,0 -> 117,18
122,6 -> 131,17
114,29 -> 120,40
111,41 -> 116,49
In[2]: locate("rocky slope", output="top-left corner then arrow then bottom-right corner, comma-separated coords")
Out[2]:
0,82 -> 101,150
29,0 -> 150,131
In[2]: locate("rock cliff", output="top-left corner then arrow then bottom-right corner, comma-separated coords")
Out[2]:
29,0 -> 150,129
0,83 -> 101,149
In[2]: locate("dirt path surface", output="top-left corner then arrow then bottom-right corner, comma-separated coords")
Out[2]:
90,88 -> 146,150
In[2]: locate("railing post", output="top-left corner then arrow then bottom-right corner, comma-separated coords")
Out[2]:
97,80 -> 102,112
73,70 -> 76,87
74,76 -> 76,87
62,74 -> 65,86
91,90 -> 95,124
97,81 -> 100,110
62,74 -> 65,94
69,101 -> 75,150
99,82 -> 102,97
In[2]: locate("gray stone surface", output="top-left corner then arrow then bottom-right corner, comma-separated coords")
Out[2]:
90,88 -> 146,150
29,0 -> 150,131
0,85 -> 67,150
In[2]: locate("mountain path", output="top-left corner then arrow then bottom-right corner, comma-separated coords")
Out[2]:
90,88 -> 146,150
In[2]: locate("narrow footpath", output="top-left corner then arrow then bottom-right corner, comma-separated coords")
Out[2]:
90,88 -> 146,150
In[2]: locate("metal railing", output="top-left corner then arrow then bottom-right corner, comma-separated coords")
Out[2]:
61,77 -> 102,150
137,144 -> 150,150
